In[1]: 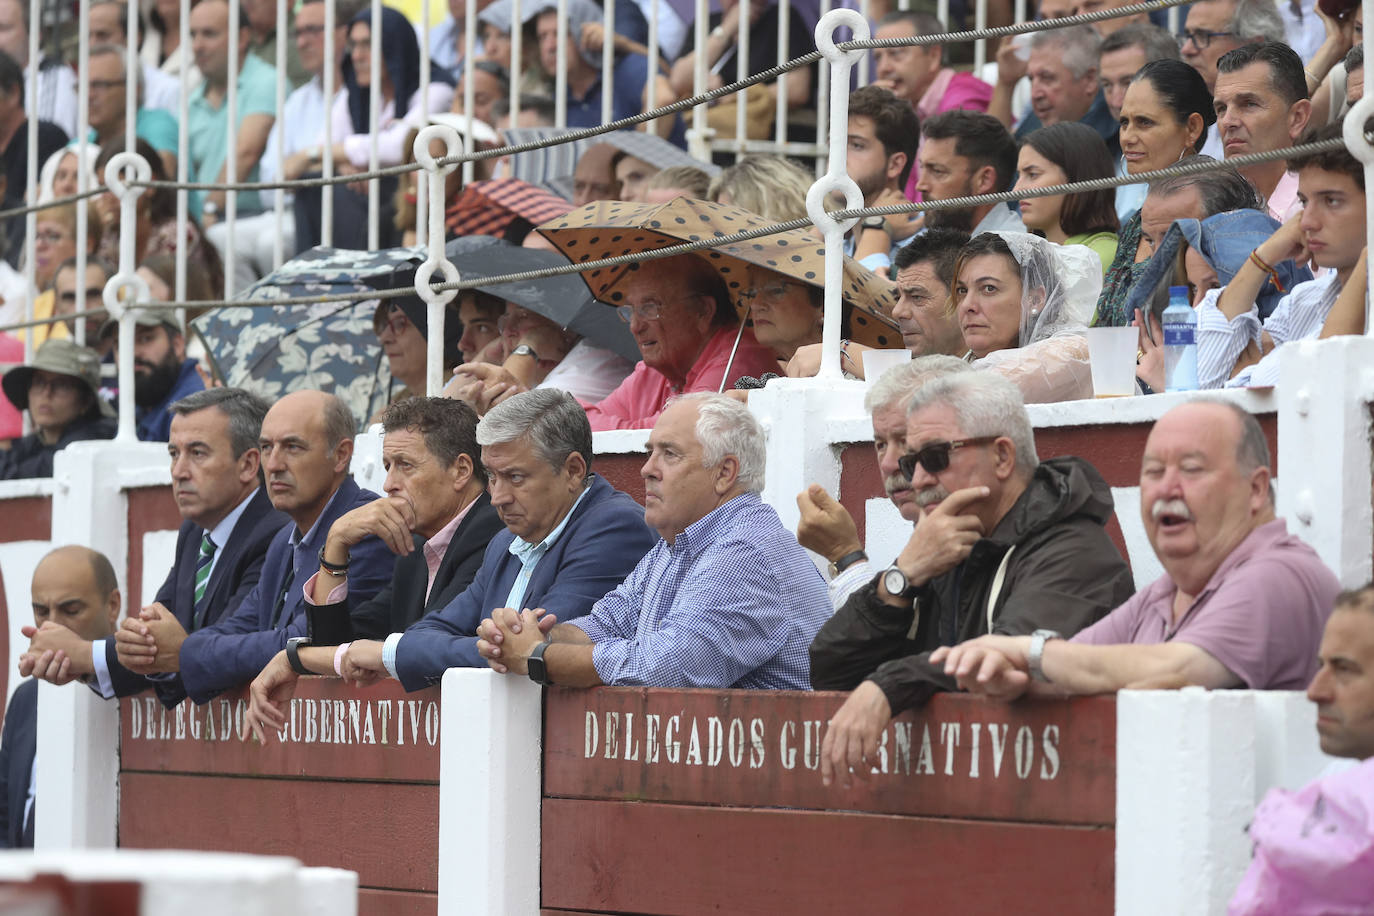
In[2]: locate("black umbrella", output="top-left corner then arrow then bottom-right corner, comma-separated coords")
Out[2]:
443,236 -> 641,363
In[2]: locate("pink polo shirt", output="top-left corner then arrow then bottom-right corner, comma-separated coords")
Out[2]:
1071,519 -> 1339,689
583,325 -> 781,431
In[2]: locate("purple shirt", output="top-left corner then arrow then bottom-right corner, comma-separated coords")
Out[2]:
1071,519 -> 1339,689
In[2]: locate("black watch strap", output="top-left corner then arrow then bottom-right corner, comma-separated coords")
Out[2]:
286,636 -> 313,675
527,639 -> 554,687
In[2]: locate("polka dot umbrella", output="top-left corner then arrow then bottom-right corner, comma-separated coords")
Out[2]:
534,197 -> 901,349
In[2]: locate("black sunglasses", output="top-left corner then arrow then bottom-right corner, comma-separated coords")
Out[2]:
897,436 -> 999,479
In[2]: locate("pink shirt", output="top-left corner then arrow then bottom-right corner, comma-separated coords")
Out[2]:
303,495 -> 481,606
1266,170 -> 1303,224
583,325 -> 781,431
1071,519 -> 1338,689
905,70 -> 995,201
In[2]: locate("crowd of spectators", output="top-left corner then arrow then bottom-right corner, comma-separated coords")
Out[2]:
0,0 -> 1372,903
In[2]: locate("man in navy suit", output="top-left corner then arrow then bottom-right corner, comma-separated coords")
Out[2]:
247,390 -> 655,734
2,546 -> 121,847
247,397 -> 505,688
20,388 -> 284,706
138,390 -> 393,704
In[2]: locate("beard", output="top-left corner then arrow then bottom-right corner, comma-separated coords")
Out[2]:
925,179 -> 978,231
134,351 -> 182,407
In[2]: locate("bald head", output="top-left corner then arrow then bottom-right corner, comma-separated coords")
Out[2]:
573,144 -> 620,206
258,390 -> 356,530
31,545 -> 120,640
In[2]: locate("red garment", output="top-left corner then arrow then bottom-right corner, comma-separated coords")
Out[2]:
584,325 -> 780,431
0,333 -> 21,439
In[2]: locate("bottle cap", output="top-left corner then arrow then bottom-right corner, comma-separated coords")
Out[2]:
1168,286 -> 1189,298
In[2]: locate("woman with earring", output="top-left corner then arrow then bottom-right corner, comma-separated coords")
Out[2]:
1094,59 -> 1214,326
951,231 -> 1101,403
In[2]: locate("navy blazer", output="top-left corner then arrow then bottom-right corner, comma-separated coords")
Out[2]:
179,477 -> 393,704
0,679 -> 36,848
106,487 -> 288,707
394,474 -> 657,691
334,491 -> 507,640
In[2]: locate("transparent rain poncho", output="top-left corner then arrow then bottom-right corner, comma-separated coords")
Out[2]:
971,231 -> 1100,403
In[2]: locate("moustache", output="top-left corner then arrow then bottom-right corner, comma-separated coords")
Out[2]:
883,473 -> 910,497
914,484 -> 950,508
1151,498 -> 1193,522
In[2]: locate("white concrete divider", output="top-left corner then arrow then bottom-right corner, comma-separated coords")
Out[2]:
1115,688 -> 1335,916
0,850 -> 356,915
437,668 -> 542,916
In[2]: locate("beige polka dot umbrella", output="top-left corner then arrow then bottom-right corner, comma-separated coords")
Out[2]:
535,197 -> 901,349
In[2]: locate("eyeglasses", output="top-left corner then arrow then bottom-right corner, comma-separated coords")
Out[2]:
897,436 -> 999,478
376,311 -> 410,337
1178,29 -> 1237,49
88,79 -> 125,92
617,300 -> 666,323
29,374 -> 82,395
739,282 -> 795,306
292,24 -> 325,38
497,308 -> 539,333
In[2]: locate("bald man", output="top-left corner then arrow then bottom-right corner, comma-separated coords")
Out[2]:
173,391 -> 393,703
2,546 -> 120,847
571,143 -> 622,206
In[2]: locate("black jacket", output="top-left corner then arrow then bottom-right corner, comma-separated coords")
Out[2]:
0,415 -> 116,480
809,456 -> 1136,714
0,679 -> 36,848
314,491 -> 506,642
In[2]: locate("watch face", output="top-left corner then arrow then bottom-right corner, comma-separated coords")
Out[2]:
882,567 -> 907,596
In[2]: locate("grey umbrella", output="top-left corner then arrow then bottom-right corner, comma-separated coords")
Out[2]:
444,236 -> 641,363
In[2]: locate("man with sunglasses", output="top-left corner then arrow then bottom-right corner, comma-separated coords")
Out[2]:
932,400 -> 1338,704
811,372 -> 1134,788
796,355 -> 971,610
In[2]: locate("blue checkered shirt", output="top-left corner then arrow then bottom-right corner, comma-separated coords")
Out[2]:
573,493 -> 831,689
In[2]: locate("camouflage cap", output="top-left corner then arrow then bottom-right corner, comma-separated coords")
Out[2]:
1,338 -> 115,417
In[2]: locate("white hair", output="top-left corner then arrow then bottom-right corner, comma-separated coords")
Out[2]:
863,355 -> 972,415
906,371 -> 1039,476
669,392 -> 766,494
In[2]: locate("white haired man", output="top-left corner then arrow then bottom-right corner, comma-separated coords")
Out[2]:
478,393 -> 831,690
812,372 -> 1135,787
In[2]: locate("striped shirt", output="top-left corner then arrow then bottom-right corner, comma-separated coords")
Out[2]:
574,493 -> 830,690
1196,272 -> 1339,389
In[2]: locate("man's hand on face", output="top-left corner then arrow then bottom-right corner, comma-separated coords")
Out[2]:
1256,212 -> 1312,273
330,496 -> 418,558
796,484 -> 863,564
894,486 -> 990,588
247,649 -> 299,743
19,622 -> 88,685
341,639 -> 387,687
931,635 -> 1033,701
820,680 -> 893,788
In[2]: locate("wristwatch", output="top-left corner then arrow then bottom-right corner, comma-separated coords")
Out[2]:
827,549 -> 868,578
881,565 -> 920,602
510,344 -> 539,361
1028,629 -> 1062,683
286,636 -> 314,675
527,639 -> 554,686
861,215 -> 889,236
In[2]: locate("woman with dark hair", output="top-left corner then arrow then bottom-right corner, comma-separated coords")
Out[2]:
1119,59 -> 1214,176
1013,123 -> 1120,275
295,6 -> 454,251
94,139 -> 224,296
950,231 -> 1100,403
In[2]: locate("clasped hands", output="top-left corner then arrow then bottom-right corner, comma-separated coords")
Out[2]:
113,602 -> 187,674
476,607 -> 558,675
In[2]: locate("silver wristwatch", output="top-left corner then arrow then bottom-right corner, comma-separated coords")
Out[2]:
1028,629 -> 1062,683
510,344 -> 539,361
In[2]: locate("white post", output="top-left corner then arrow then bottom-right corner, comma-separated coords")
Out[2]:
462,0 -> 477,185
1275,336 -> 1374,586
413,126 -> 461,396
1115,688 -> 1258,916
437,669 -> 542,915
805,9 -> 867,380
367,0 -> 382,251
687,0 -> 709,161
322,0 -> 336,246
103,153 -> 153,443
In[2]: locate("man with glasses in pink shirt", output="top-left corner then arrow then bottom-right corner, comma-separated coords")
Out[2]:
581,254 -> 779,431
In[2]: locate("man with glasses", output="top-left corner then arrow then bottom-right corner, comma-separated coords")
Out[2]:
931,401 -> 1338,705
582,253 -> 779,431
1179,0 -> 1286,155
810,371 -> 1133,788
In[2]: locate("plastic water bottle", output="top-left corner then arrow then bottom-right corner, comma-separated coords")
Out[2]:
1162,285 -> 1198,392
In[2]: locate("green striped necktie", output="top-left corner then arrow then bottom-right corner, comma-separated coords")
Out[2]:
193,533 -> 217,614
